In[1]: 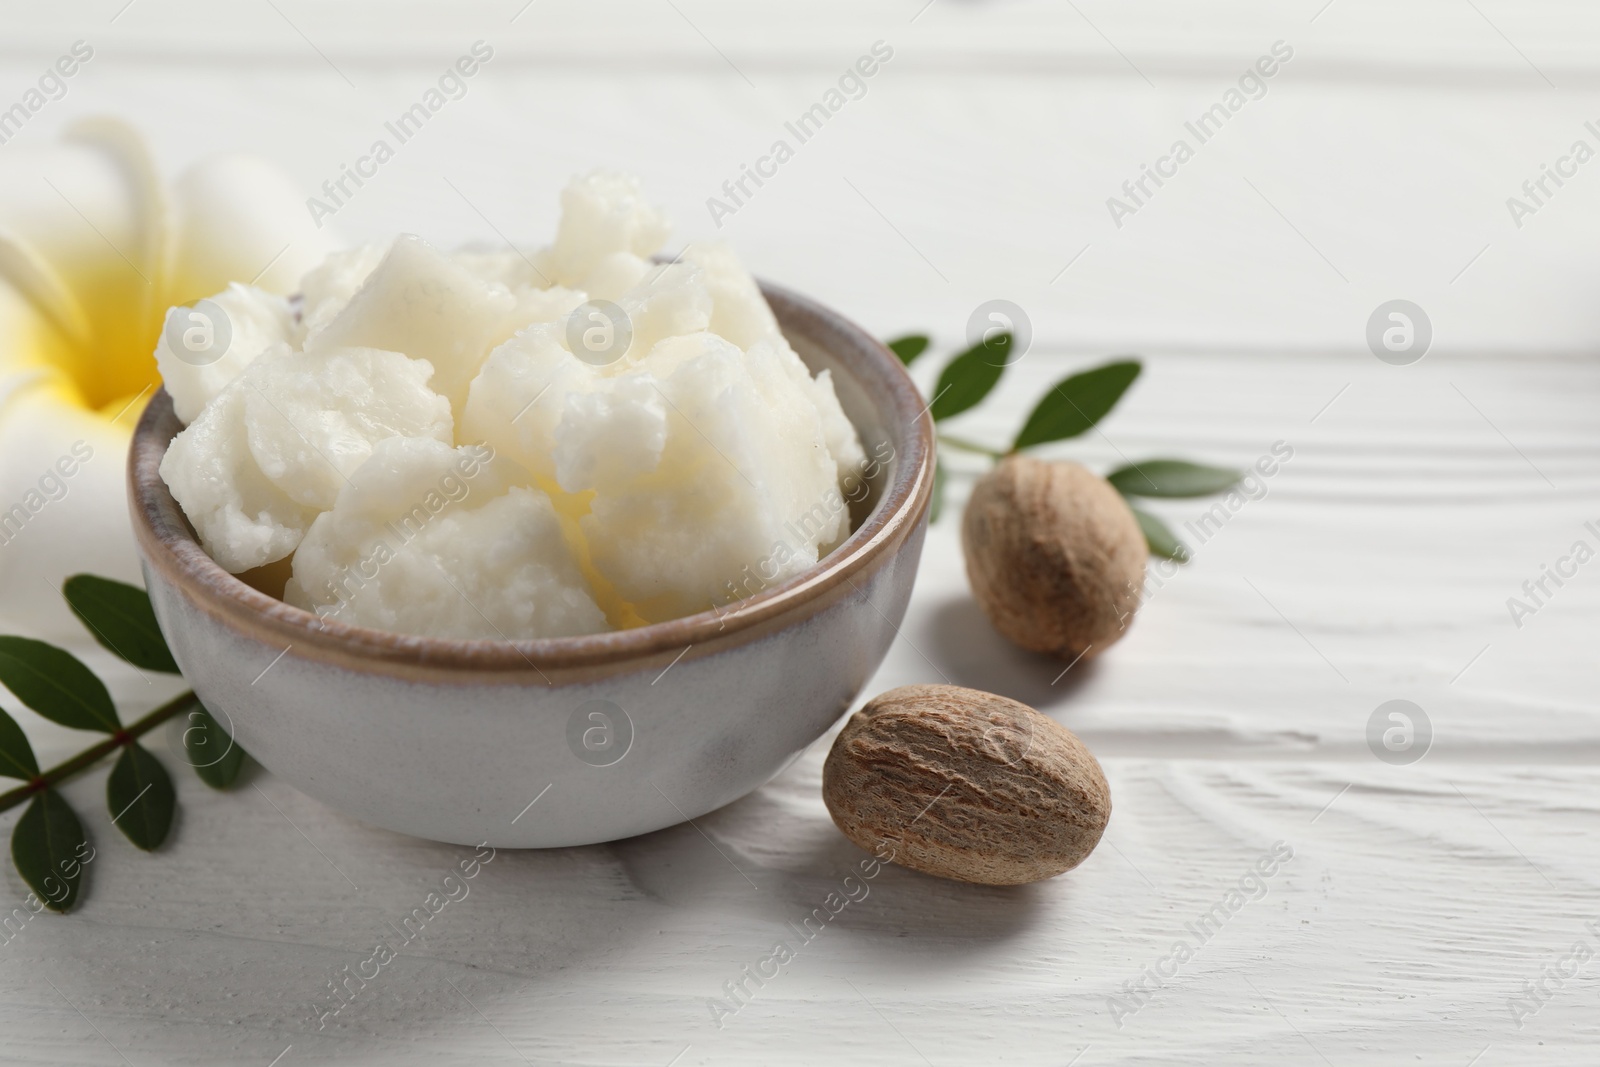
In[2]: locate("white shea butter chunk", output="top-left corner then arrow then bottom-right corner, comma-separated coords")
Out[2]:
285,437 -> 605,639
159,384 -> 316,574
547,171 -> 671,288
298,241 -> 391,341
686,243 -> 865,482
460,261 -> 715,490
160,343 -> 453,572
156,284 -> 295,425
452,247 -> 549,291
306,236 -> 519,415
244,344 -> 454,511
576,332 -> 851,623
464,248 -> 865,625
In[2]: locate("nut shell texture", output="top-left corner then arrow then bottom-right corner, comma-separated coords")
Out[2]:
962,456 -> 1146,658
822,684 -> 1111,885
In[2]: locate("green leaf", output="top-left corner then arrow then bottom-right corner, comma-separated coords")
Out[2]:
1108,459 -> 1242,499
887,334 -> 930,366
929,458 -> 947,524
0,637 -> 119,733
929,333 -> 1012,421
0,706 -> 38,780
1131,507 -> 1190,562
1012,359 -> 1142,450
63,575 -> 181,674
183,704 -> 246,789
11,789 -> 89,913
107,743 -> 175,851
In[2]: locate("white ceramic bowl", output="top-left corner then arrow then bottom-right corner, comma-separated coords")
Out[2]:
128,282 -> 935,847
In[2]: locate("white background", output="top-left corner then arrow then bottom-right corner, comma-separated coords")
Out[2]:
0,2 -> 1597,1064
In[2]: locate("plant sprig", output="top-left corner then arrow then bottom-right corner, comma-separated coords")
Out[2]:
0,575 -> 247,912
890,332 -> 1242,560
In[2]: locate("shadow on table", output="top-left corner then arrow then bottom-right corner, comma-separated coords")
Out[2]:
922,595 -> 1101,714
29,756 -> 1068,1063
612,779 -> 1049,957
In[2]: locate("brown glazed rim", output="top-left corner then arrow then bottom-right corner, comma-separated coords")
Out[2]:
128,279 -> 935,685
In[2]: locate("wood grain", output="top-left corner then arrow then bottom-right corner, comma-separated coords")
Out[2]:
1,2 -> 1598,1062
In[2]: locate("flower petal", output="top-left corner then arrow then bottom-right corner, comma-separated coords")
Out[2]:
0,373 -> 141,642
65,116 -> 169,342
0,123 -> 332,644
0,225 -> 91,358
166,152 -> 335,303
0,121 -> 164,409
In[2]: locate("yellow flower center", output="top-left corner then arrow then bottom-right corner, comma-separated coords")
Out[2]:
7,268 -> 162,419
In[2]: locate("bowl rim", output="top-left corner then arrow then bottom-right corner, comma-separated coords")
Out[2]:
128,278 -> 935,680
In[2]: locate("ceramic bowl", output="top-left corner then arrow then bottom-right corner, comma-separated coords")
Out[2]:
128,282 -> 934,847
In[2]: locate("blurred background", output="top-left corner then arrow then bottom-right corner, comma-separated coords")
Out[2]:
4,0 -> 1597,352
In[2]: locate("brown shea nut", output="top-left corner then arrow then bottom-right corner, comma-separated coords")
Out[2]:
822,684 -> 1111,885
962,455 -> 1146,659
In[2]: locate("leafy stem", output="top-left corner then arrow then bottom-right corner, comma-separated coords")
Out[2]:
0,690 -> 199,816
936,433 -> 1007,460
0,574 -> 249,911
890,330 -> 1243,561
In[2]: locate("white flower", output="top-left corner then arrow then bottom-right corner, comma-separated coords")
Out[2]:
0,117 -> 333,639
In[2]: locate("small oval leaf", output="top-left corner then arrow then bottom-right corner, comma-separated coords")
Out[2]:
107,743 -> 175,851
929,333 -> 1012,421
0,637 -> 119,733
183,704 -> 246,790
1130,506 -> 1190,562
887,334 -> 930,366
1012,359 -> 1141,450
0,706 -> 39,780
11,789 -> 90,913
63,575 -> 181,674
1108,459 -> 1242,499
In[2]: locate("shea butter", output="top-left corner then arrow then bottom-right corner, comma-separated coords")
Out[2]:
158,172 -> 867,640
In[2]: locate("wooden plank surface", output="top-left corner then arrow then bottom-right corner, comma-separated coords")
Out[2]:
1,2 -> 1598,1064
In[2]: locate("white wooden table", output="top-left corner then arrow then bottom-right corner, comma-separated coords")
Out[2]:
1,3 -> 1597,1063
